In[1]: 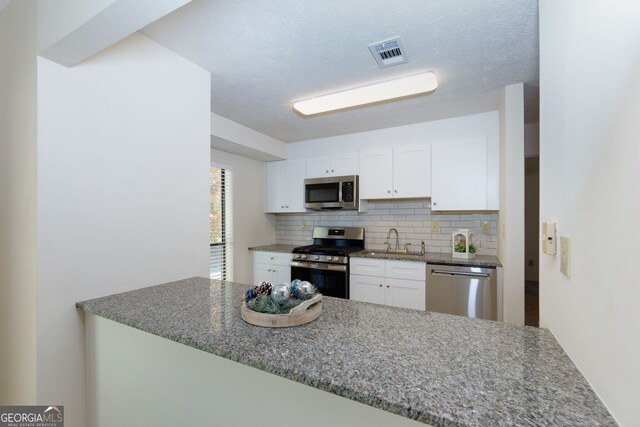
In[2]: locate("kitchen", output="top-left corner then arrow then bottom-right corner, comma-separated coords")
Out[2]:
1,1 -> 638,426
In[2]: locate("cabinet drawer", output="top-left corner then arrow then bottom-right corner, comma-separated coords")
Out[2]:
385,260 -> 426,281
349,258 -> 386,277
253,251 -> 291,266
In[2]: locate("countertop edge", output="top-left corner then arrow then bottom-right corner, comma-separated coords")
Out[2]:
77,298 -> 452,426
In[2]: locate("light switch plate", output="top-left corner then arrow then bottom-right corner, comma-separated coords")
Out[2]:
431,221 -> 439,233
560,235 -> 570,277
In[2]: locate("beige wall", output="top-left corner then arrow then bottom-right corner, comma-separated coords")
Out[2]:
211,149 -> 276,284
0,0 -> 37,405
540,1 -> 640,424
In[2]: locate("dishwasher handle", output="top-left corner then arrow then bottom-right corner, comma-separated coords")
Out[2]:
430,269 -> 491,279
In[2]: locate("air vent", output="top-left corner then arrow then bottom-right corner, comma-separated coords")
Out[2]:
368,36 -> 408,69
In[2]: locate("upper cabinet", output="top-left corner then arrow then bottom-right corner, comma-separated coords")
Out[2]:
360,144 -> 430,199
431,137 -> 488,211
265,159 -> 306,213
306,152 -> 358,178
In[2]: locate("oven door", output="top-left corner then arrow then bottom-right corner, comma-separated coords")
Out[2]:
290,261 -> 348,299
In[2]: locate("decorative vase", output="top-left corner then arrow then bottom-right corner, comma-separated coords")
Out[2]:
452,229 -> 476,259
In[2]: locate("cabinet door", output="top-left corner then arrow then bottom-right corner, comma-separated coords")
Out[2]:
350,257 -> 386,277
359,148 -> 393,199
254,263 -> 276,284
266,161 -> 287,213
385,278 -> 426,310
287,159 -> 306,212
350,274 -> 386,305
330,152 -> 358,176
385,260 -> 426,281
393,144 -> 430,198
306,155 -> 331,178
431,137 -> 488,210
275,265 -> 291,284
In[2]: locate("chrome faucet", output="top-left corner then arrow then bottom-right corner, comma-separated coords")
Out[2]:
385,228 -> 400,252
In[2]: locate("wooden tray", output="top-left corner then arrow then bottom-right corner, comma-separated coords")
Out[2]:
241,294 -> 322,328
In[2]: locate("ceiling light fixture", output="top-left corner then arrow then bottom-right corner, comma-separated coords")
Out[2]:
293,71 -> 438,116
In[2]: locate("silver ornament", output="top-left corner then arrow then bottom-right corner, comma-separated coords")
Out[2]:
291,279 -> 302,287
298,281 -> 316,297
271,282 -> 291,302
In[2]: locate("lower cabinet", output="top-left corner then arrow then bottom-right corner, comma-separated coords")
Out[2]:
350,258 -> 426,310
252,251 -> 291,285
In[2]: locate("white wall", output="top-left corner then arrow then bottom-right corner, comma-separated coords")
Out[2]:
540,1 -> 640,424
498,83 -> 525,325
211,113 -> 287,161
0,0 -> 37,404
210,149 -> 276,283
37,0 -> 117,51
86,314 -> 427,427
37,33 -> 210,426
287,112 -> 499,210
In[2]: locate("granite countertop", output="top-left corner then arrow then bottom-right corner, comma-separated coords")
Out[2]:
351,250 -> 502,267
248,244 -> 297,253
77,278 -> 613,426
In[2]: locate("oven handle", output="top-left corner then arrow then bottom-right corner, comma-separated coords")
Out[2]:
290,261 -> 347,272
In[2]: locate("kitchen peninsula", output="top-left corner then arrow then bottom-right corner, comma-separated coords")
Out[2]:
77,278 -> 614,427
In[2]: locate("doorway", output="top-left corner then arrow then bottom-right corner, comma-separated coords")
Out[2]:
524,156 -> 539,326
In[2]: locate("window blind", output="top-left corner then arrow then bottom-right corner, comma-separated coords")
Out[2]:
210,165 -> 233,280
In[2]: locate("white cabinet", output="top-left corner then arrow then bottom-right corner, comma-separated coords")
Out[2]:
350,258 -> 426,310
359,144 -> 430,200
253,251 -> 291,284
359,148 -> 393,199
306,152 -> 358,178
265,159 -> 306,213
431,137 -> 488,211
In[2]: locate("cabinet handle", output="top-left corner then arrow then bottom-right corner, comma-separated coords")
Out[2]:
394,189 -> 398,193
270,257 -> 274,260
387,190 -> 391,194
326,169 -> 329,173
331,169 -> 334,172
432,201 -> 437,206
285,205 -> 289,208
386,285 -> 390,288
378,284 -> 382,287
281,205 -> 284,208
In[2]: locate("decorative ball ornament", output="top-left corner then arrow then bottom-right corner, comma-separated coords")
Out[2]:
271,283 -> 291,302
243,281 -> 272,302
298,281 -> 316,297
290,279 -> 301,296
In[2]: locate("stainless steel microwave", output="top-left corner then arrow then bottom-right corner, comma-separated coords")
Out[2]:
304,175 -> 359,210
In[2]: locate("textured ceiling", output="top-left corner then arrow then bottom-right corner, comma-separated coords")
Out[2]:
141,0 -> 539,143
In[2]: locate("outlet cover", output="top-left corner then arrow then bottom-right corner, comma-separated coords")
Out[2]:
431,221 -> 439,233
481,221 -> 490,233
560,235 -> 571,277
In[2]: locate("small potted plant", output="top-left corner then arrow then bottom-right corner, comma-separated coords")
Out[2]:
452,229 -> 476,259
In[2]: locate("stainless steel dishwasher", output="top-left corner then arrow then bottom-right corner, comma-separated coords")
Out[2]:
426,263 -> 497,320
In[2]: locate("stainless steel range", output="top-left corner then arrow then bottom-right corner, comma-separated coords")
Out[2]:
291,226 -> 365,299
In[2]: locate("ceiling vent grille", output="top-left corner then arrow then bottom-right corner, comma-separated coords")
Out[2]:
368,37 -> 408,68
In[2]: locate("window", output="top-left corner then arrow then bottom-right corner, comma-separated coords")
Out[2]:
210,164 -> 233,280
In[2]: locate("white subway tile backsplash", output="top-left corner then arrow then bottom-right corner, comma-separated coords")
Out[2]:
274,200 -> 498,255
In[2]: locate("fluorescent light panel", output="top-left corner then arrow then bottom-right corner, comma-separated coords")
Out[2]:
293,71 -> 437,116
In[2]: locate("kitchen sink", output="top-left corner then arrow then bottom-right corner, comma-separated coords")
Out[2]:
357,250 -> 425,259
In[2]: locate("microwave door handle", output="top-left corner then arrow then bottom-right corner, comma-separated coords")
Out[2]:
338,181 -> 343,204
